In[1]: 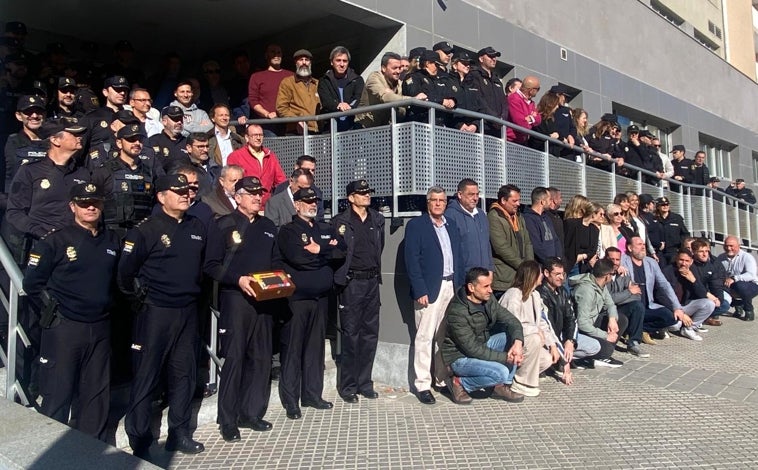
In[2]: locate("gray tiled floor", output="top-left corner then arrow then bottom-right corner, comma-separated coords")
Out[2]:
167,312 -> 758,469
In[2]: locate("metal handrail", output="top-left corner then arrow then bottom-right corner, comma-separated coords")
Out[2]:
0,237 -> 29,404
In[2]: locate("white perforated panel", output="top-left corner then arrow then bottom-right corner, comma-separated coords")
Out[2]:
548,158 -> 583,201
584,166 -> 615,206
432,126 -> 484,194
483,135 -> 506,199
333,126 -> 393,196
505,142 -> 547,192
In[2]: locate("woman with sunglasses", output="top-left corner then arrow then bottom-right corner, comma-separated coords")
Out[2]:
599,203 -> 635,257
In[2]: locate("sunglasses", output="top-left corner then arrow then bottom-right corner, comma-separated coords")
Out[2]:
187,184 -> 200,192
611,212 -> 622,216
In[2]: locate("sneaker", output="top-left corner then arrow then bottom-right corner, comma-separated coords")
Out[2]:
733,306 -> 746,319
571,358 -> 593,369
694,325 -> 709,333
641,332 -> 657,345
747,310 -> 755,322
650,330 -> 666,340
667,320 -> 682,333
594,357 -> 624,368
680,327 -> 703,341
627,342 -> 650,358
510,381 -> 540,397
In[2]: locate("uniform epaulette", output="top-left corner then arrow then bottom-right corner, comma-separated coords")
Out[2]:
40,228 -> 57,240
134,217 -> 151,227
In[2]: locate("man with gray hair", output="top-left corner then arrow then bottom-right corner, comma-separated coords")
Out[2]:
265,168 -> 313,228
202,165 -> 244,218
318,46 -> 364,132
276,49 -> 320,135
404,186 -> 463,404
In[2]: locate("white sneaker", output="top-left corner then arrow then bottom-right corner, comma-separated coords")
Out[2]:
681,327 -> 703,341
594,357 -> 624,368
510,381 -> 541,397
667,320 -> 683,333
695,325 -> 709,333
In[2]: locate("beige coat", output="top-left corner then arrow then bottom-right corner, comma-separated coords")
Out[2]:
355,70 -> 407,128
276,76 -> 320,133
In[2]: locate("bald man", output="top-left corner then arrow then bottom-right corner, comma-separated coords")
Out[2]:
717,236 -> 758,321
506,75 -> 541,144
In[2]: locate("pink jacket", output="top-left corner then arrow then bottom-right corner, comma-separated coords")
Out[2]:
506,91 -> 541,144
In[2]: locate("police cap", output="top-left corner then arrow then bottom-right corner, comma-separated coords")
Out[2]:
17,95 -> 45,112
235,176 -> 266,193
408,47 -> 426,61
114,39 -> 134,51
420,50 -> 438,65
117,124 -> 146,139
656,197 -> 670,206
638,194 -> 655,207
670,144 -> 686,153
47,42 -> 67,54
452,51 -> 473,64
477,46 -> 501,58
549,84 -> 569,95
4,51 -> 28,63
115,109 -> 139,125
293,187 -> 319,202
432,41 -> 454,54
600,113 -> 618,124
627,124 -> 640,134
161,105 -> 184,119
155,174 -> 190,193
39,117 -> 86,138
70,183 -> 105,202
58,77 -> 77,90
346,179 -> 375,196
103,75 -> 130,90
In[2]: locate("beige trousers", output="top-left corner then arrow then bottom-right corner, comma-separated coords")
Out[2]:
413,280 -> 455,392
514,333 -> 553,388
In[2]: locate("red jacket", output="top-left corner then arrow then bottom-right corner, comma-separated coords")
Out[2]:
226,146 -> 287,208
506,91 -> 540,144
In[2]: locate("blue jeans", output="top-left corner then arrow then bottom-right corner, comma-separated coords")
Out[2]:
450,333 -> 517,392
712,299 -> 731,317
574,333 -> 601,360
730,281 -> 758,312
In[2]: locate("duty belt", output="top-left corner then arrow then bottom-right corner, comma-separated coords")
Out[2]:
348,269 -> 380,280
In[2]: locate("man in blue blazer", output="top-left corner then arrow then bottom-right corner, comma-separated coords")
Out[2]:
404,186 -> 463,404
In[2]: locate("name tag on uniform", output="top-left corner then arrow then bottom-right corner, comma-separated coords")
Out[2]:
320,234 -> 331,240
191,234 -> 203,241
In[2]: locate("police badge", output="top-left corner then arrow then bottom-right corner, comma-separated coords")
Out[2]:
100,121 -> 108,128
161,234 -> 171,247
40,179 -> 50,189
338,224 -> 346,236
121,181 -> 129,191
66,246 -> 77,261
301,233 -> 308,243
232,230 -> 242,244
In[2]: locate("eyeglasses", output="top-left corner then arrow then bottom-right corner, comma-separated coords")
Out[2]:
653,145 -> 661,148
248,134 -> 264,138
132,98 -> 152,103
611,212 -> 622,216
121,136 -> 141,143
192,144 -> 209,149
659,203 -> 670,207
354,190 -> 372,196
60,88 -> 76,94
21,109 -> 44,116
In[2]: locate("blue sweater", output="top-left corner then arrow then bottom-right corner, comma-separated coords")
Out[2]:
445,199 -> 494,272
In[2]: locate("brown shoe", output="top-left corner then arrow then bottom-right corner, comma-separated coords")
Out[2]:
447,376 -> 472,405
641,332 -> 657,345
492,384 -> 524,403
703,317 -> 722,326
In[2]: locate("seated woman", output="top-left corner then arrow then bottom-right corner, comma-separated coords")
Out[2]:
499,260 -> 560,397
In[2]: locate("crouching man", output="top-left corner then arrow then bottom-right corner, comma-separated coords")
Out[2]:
441,267 -> 525,404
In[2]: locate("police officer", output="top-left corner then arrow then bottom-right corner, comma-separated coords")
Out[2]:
117,173 -> 206,459
84,109 -> 142,170
92,123 -> 162,238
204,176 -> 278,441
22,182 -> 119,442
655,196 -> 689,265
4,95 -> 46,190
47,77 -> 82,119
147,105 -> 187,171
332,179 -> 384,403
277,187 -> 345,419
81,75 -> 129,147
402,50 -> 456,124
5,117 -> 91,263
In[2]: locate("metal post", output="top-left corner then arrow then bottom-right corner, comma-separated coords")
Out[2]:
543,139 -> 550,187
429,108 -> 436,185
330,117 -> 339,217
391,109 -> 399,216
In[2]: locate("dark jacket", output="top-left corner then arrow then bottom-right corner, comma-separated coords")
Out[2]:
693,255 -> 727,301
461,66 -> 504,135
318,68 -> 365,132
659,211 -> 689,259
331,207 -> 385,286
537,282 -> 577,346
404,213 -> 463,303
522,206 -> 563,265
441,286 -> 524,366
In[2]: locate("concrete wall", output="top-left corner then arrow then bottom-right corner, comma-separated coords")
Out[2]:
724,0 -> 758,81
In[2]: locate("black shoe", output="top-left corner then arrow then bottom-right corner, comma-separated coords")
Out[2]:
302,398 -> 333,409
238,418 -> 273,432
165,436 -> 205,454
270,366 -> 281,381
340,393 -> 359,403
132,447 -> 151,461
220,425 -> 241,442
745,310 -> 755,321
360,390 -> 379,399
416,390 -> 436,405
285,407 -> 302,420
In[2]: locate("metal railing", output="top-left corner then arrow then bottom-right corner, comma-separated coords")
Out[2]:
3,98 -> 757,399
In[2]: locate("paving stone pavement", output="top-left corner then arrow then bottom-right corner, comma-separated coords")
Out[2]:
163,312 -> 758,470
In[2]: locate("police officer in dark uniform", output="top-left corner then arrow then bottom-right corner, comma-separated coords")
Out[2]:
402,50 -> 457,124
655,196 -> 689,265
147,105 -> 187,171
461,46 -> 504,136
22,182 -> 119,442
669,144 -> 693,192
204,176 -> 278,441
86,108 -> 142,170
117,173 -> 206,460
93,123 -> 162,238
47,77 -> 82,119
82,75 -> 129,147
331,179 -> 385,403
4,95 -> 47,190
277,187 -> 345,419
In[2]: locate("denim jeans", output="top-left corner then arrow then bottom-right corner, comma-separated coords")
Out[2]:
730,281 -> 758,312
450,333 -> 517,392
573,333 -> 601,360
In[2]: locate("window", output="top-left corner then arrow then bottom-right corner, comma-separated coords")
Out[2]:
752,152 -> 758,184
708,21 -> 722,40
650,0 -> 685,27
701,143 -> 731,181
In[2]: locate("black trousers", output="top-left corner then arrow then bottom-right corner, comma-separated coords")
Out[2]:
39,316 -> 110,441
279,296 -> 327,410
617,301 -> 645,343
217,290 -> 273,426
337,277 -> 380,396
126,304 -> 198,452
589,313 -> 629,359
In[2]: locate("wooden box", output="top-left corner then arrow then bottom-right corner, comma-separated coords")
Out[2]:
249,270 -> 296,301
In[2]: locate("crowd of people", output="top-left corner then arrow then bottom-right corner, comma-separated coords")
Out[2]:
407,180 -> 757,405
1,21 -> 757,463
